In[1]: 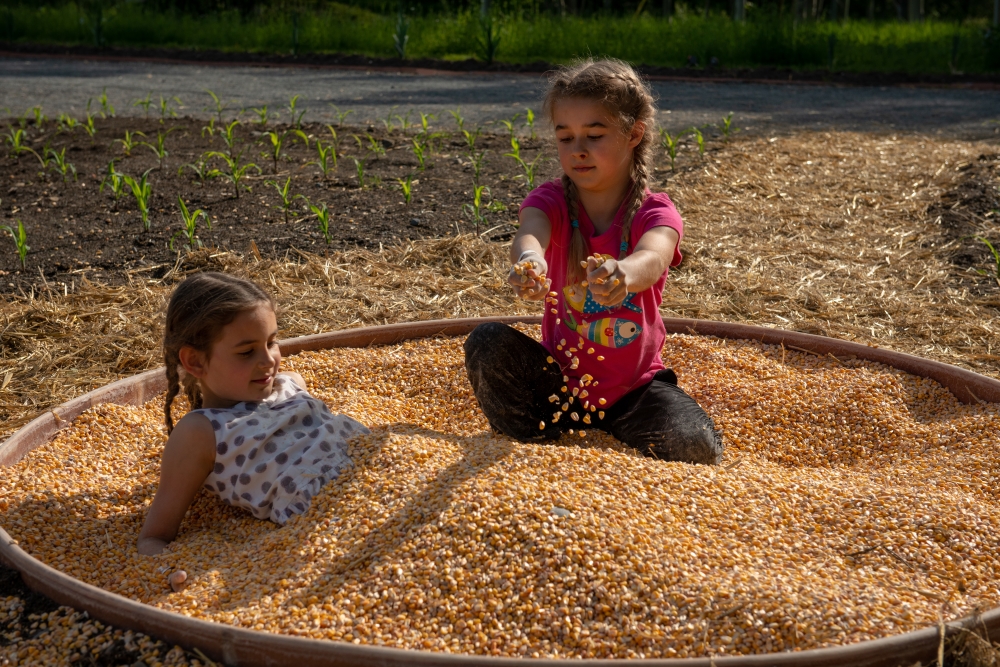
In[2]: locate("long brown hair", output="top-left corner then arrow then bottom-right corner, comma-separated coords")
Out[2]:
543,58 -> 657,284
162,272 -> 275,433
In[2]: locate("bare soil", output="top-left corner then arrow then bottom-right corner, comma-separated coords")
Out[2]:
0,114 -> 556,294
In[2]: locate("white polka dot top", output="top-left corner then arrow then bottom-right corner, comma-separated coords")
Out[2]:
194,374 -> 368,525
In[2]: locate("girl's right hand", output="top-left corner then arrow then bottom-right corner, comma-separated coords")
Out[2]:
509,253 -> 550,301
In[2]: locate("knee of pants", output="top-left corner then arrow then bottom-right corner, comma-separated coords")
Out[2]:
646,423 -> 724,465
464,322 -> 511,358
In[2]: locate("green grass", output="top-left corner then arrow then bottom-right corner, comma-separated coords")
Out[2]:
2,2 -> 997,73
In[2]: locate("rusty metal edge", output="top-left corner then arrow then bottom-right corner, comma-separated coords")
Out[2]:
2,315 -> 999,667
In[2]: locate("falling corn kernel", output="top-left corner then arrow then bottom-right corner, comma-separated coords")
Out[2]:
597,356 -> 605,361
560,339 -> 566,346
572,388 -> 580,396
568,396 -> 574,404
549,291 -> 558,297
557,344 -> 563,351
578,430 -> 586,437
580,281 -> 589,287
556,318 -> 561,324
548,395 -> 559,403
568,428 -> 574,435
550,308 -> 557,314
599,398 -> 607,405
598,410 -> 605,419
563,375 -> 569,382
580,390 -> 589,399
581,374 -> 594,383
570,412 -> 580,422
561,403 -> 569,411
552,412 -> 561,422
583,414 -> 591,424
560,385 -> 568,393
547,356 -> 555,363
592,381 -> 599,386
612,279 -> 620,286
590,405 -> 597,413
588,348 -> 595,355
539,421 -> 546,430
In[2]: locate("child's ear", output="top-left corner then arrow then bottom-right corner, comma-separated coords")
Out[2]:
178,346 -> 209,379
628,120 -> 646,149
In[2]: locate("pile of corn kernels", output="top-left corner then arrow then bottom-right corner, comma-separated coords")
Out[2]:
1,331 -> 999,660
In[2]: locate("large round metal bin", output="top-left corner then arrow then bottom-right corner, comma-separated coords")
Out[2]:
2,316 -> 998,667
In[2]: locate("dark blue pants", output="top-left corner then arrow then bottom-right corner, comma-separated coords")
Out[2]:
463,322 -> 724,465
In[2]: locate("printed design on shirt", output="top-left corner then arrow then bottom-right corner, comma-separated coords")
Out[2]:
563,283 -> 641,317
565,310 -> 642,349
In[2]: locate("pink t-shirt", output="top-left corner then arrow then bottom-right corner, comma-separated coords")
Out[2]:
520,180 -> 684,408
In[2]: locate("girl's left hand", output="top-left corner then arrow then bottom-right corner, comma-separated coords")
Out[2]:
585,256 -> 628,307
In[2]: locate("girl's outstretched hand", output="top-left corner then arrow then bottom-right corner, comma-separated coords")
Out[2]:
509,252 -> 550,301
584,255 -> 628,307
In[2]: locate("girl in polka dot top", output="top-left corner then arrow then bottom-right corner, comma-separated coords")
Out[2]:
138,272 -> 369,556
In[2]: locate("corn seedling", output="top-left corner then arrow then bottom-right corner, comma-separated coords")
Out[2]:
100,159 -> 127,210
261,128 -> 308,174
202,118 -> 217,138
114,130 -> 145,157
449,107 -> 465,135
82,113 -> 98,139
287,95 -> 306,130
4,128 -> 31,160
158,96 -> 181,123
47,147 -> 77,182
524,107 -> 536,140
381,105 -> 400,134
310,202 -> 333,244
393,10 -> 409,58
26,145 -> 50,173
325,125 -> 342,154
133,93 -> 153,118
395,109 -> 414,133
498,113 -> 521,140
57,113 -> 78,133
973,236 -> 1000,283
398,174 -> 414,204
505,138 -> 544,188
207,150 -> 260,199
487,198 -> 507,213
0,220 -> 29,270
417,112 -> 436,136
352,157 -> 368,188
687,126 -> 706,158
411,138 -> 428,171
219,120 -> 241,158
466,149 -> 488,185
122,169 -> 154,231
463,184 -> 490,233
308,140 -> 337,179
251,106 -> 272,127
366,133 -> 386,157
141,128 -> 177,171
30,106 -> 46,130
98,88 -> 115,118
204,89 -> 229,124
264,177 -> 306,223
178,155 -> 216,186
462,126 -> 483,151
720,112 -> 740,141
329,105 -> 354,128
659,129 -> 680,170
170,196 -> 211,251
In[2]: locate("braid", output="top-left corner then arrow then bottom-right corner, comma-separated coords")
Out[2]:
163,351 -> 182,434
619,135 -> 654,260
563,174 -> 589,284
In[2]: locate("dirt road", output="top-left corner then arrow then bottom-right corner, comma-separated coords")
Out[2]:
2,55 -> 999,138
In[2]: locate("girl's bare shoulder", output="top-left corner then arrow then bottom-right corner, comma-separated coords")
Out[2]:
167,411 -> 216,452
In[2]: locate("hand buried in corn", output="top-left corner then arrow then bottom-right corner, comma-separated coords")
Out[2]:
581,255 -> 627,307
509,254 -> 550,301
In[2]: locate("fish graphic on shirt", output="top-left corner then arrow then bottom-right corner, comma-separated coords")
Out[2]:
565,311 -> 642,348
563,284 -> 641,316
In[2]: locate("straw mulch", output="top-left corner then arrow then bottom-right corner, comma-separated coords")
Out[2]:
1,130 -> 998,449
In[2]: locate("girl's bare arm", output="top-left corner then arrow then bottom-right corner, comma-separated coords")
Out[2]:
587,226 -> 679,307
137,413 -> 217,556
509,207 -> 552,300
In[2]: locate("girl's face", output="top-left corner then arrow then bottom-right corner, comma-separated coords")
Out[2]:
552,98 -> 644,195
180,302 -> 281,408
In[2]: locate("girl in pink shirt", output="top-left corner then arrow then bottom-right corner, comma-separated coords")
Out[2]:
464,58 -> 722,465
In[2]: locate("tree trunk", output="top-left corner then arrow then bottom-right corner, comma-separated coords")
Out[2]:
733,0 -> 745,21
663,0 -> 673,18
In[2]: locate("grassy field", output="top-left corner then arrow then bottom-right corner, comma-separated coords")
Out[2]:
2,2 -> 998,73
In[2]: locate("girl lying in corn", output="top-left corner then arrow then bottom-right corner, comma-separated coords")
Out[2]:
138,272 -> 368,556
464,58 -> 722,465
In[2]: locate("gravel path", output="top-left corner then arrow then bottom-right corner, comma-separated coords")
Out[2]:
2,55 -> 999,138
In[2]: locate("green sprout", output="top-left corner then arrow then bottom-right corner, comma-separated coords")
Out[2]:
287,95 -> 306,130
325,125 -> 342,155
687,126 -> 706,158
308,140 -> 337,179
720,112 -> 740,141
251,106 -> 272,127
219,120 -> 241,158
202,118 -> 217,138
329,105 -> 354,128
4,128 -> 31,160
463,184 -> 490,234
141,128 -> 177,171
100,159 -> 127,210
352,156 -> 368,188
207,149 -> 260,199
170,196 -> 211,251
178,154 -> 217,187
524,107 -> 536,140
310,202 -> 333,244
394,109 -> 414,133
505,137 -> 544,188
973,236 -> 1000,283
115,129 -> 145,157
122,169 -> 154,231
82,113 -> 98,139
449,107 -> 465,135
411,138 -> 428,171
0,220 -> 29,270
381,105 -> 399,133
264,176 -> 306,223
98,88 -> 115,118
47,147 -> 77,182
30,106 -> 46,130
158,95 -> 182,123
204,89 -> 229,124
57,114 -> 79,133
133,93 -> 153,118
659,129 -> 680,170
498,113 -> 521,140
417,112 -> 436,136
398,174 -> 414,204
467,149 -> 488,185
462,125 -> 483,151
261,128 -> 308,174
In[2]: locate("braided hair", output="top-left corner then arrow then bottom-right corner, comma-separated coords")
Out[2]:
543,58 -> 657,284
162,272 -> 275,433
